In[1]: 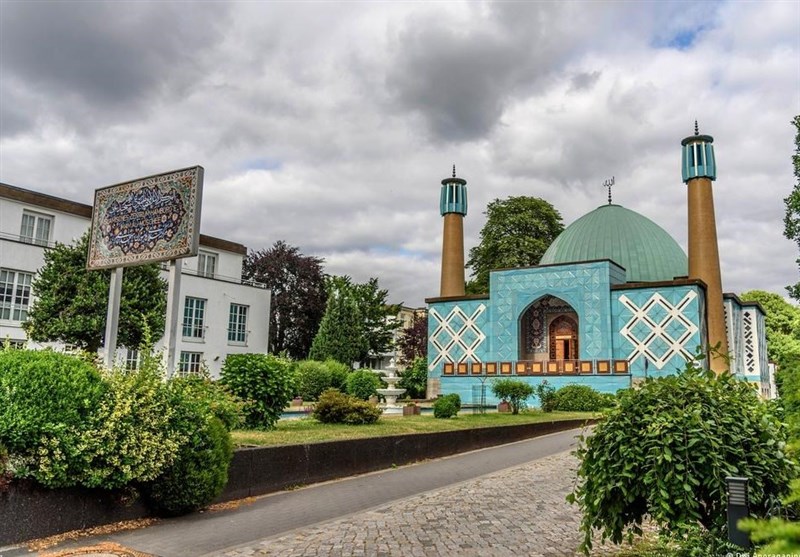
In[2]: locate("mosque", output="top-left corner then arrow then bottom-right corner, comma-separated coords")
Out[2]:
425,126 -> 770,402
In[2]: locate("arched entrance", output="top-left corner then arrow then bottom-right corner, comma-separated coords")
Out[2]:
519,296 -> 578,361
549,315 -> 579,361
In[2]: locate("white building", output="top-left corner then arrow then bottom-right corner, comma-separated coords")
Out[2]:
0,182 -> 270,378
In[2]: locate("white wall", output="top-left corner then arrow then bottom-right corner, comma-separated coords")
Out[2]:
0,187 -> 270,377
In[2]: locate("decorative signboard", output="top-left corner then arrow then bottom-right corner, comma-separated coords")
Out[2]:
87,166 -> 204,270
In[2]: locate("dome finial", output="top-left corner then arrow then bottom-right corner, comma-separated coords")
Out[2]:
452,164 -> 456,178
603,176 -> 615,205
694,120 -> 699,136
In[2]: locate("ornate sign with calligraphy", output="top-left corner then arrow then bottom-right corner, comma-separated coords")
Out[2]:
87,166 -> 204,269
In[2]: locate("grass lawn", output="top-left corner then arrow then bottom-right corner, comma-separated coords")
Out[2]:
232,410 -> 598,447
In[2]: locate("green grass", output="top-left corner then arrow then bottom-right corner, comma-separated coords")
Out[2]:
231,411 -> 598,447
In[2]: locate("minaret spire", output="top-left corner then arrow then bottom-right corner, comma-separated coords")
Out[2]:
681,124 -> 728,374
439,166 -> 468,297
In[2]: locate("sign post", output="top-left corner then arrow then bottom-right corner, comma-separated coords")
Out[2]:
88,166 -> 203,373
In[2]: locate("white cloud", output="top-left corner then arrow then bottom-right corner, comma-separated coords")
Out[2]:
1,0 -> 798,307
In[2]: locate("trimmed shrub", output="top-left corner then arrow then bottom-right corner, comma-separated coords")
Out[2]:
294,360 -> 334,401
433,394 -> 461,419
569,362 -> 796,554
552,384 -> 610,412
0,349 -> 105,487
312,389 -> 381,425
398,357 -> 428,399
221,354 -> 295,430
346,370 -> 381,400
79,363 -> 179,490
144,376 -> 235,516
324,359 -> 351,392
491,379 -> 534,414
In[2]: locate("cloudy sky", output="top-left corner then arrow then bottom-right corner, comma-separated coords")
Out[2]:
1,0 -> 798,307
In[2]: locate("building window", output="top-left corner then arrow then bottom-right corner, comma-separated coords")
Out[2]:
179,351 -> 203,375
182,297 -> 206,339
197,251 -> 217,278
228,303 -> 248,344
125,348 -> 140,370
0,269 -> 33,321
20,211 -> 52,246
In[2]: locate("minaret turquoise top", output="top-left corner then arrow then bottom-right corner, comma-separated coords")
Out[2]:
681,121 -> 717,182
440,165 -> 468,216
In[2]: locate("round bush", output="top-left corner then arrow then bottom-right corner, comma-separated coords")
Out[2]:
294,360 -> 334,401
491,379 -> 534,414
312,389 -> 381,425
433,396 -> 459,419
0,349 -> 105,487
145,416 -> 233,516
221,354 -> 295,430
569,364 -> 796,553
324,359 -> 351,392
346,370 -> 381,400
552,384 -> 609,412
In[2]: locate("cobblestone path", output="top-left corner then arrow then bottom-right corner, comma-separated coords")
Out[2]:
220,450 -> 619,557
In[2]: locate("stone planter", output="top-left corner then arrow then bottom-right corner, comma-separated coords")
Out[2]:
497,401 -> 511,413
403,404 -> 421,416
291,397 -> 303,407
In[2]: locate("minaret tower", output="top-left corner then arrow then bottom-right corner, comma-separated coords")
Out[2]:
681,122 -> 729,374
439,166 -> 467,297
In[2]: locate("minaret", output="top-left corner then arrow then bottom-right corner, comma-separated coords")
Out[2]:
681,122 -> 729,373
439,166 -> 467,297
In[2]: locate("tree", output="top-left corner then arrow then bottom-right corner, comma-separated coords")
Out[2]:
491,379 -> 534,414
352,277 -> 400,363
23,233 -> 166,353
783,115 -> 800,300
397,312 -> 428,366
309,275 -> 399,366
309,276 -> 368,365
242,241 -> 327,359
466,196 -> 563,293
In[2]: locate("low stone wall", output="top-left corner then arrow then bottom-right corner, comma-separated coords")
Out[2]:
0,418 -> 594,546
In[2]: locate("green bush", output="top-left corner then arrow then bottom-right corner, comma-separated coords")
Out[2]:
569,361 -> 796,554
491,379 -> 534,414
79,363 -> 180,490
0,349 -> 105,487
220,354 -> 295,430
346,370 -> 381,400
398,357 -> 428,399
324,359 -> 351,392
312,389 -> 381,425
535,381 -> 557,412
433,394 -> 461,419
144,376 -> 235,515
294,360 -> 334,401
552,384 -> 610,412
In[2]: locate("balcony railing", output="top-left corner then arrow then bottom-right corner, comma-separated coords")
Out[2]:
441,359 -> 630,377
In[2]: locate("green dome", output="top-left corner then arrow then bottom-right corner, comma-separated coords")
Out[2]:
540,204 -> 687,282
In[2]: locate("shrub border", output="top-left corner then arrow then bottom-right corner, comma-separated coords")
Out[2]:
0,418 -> 595,546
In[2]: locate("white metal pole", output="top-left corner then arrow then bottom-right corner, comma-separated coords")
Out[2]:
103,267 -> 124,369
163,259 -> 182,378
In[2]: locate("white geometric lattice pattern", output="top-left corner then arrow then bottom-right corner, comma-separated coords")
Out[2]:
429,304 -> 486,370
743,310 -> 756,373
619,291 -> 698,369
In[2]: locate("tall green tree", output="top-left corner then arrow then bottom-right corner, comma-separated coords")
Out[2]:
23,233 -> 166,353
466,196 -> 563,293
309,276 -> 368,365
783,115 -> 800,299
242,241 -> 327,359
352,277 -> 400,363
309,275 -> 398,365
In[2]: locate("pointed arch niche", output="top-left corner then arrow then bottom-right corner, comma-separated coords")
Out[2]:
519,295 -> 579,361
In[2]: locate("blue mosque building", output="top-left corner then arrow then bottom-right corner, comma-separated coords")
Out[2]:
426,127 -> 769,402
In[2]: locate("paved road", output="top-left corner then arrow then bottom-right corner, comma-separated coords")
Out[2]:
17,426 -> 613,557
